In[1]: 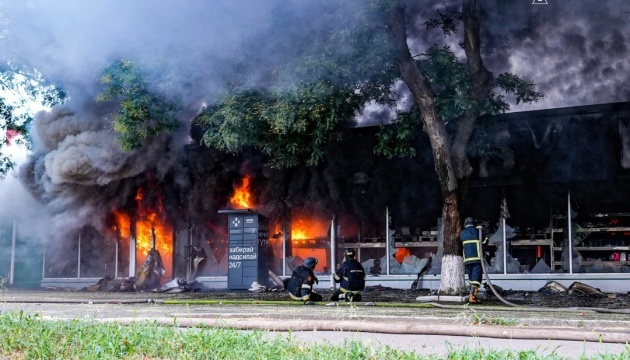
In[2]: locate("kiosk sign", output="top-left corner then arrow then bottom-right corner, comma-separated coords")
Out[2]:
222,210 -> 268,289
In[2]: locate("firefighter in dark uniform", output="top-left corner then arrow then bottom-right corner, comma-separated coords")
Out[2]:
331,248 -> 366,302
461,217 -> 487,304
286,257 -> 322,305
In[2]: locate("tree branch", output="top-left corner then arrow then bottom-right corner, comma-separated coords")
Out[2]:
450,0 -> 494,179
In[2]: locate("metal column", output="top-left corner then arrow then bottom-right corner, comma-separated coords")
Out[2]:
77,231 -> 81,278
282,218 -> 287,277
114,237 -> 119,278
567,191 -> 573,274
385,207 -> 390,276
330,216 -> 337,289
129,236 -> 136,277
9,220 -> 16,285
502,217 -> 507,274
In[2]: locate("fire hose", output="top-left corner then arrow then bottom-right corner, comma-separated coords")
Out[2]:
82,316 -> 630,343
473,226 -> 630,314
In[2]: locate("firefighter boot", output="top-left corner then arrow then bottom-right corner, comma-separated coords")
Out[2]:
469,285 -> 481,304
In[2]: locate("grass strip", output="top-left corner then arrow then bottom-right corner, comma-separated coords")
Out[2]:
2,311 -> 627,359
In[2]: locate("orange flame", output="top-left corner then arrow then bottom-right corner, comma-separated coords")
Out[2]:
113,210 -> 130,239
290,216 -> 329,241
111,186 -> 174,281
394,247 -> 411,263
230,176 -> 253,209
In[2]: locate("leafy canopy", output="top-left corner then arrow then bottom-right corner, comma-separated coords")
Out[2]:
197,0 -> 400,167
96,1 -> 543,168
197,81 -> 363,168
0,62 -> 66,177
416,45 -> 543,120
97,60 -> 180,151
198,1 -> 542,166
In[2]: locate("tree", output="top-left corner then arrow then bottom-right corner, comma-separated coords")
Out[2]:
196,0 -> 542,294
387,0 -> 542,292
96,60 -> 180,151
0,62 -> 66,177
99,0 -> 542,294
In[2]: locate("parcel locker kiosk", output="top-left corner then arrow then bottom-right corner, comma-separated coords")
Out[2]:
218,210 -> 269,290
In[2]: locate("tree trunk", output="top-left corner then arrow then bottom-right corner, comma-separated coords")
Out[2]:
438,191 -> 463,293
389,1 -> 465,294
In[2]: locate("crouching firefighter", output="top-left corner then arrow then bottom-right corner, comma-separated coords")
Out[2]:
331,248 -> 366,302
287,257 -> 323,305
460,217 -> 487,304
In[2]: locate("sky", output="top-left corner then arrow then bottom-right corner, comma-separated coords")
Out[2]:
1,0 -> 628,116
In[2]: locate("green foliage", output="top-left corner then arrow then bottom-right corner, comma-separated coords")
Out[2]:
416,45 -> 544,121
374,110 -> 419,159
198,0 -> 542,167
197,0 -> 402,168
495,72 -> 544,105
424,8 -> 463,36
97,60 -> 180,151
417,45 -> 475,119
0,62 -> 66,176
199,80 -> 360,168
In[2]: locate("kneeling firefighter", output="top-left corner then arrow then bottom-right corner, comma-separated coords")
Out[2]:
287,257 -> 323,305
460,217 -> 487,304
331,248 -> 366,302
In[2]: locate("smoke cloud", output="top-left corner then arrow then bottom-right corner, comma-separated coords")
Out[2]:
0,0 -> 628,278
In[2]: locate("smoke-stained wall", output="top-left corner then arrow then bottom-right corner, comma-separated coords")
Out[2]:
467,102 -> 630,224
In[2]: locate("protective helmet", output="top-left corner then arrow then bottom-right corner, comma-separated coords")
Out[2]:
344,248 -> 356,260
303,257 -> 318,270
464,217 -> 475,227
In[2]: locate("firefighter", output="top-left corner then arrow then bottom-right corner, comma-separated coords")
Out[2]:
331,248 -> 366,302
286,257 -> 322,305
461,217 -> 487,304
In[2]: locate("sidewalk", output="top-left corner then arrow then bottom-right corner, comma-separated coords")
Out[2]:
1,289 -> 629,357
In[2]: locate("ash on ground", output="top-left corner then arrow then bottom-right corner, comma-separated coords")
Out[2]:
169,284 -> 630,309
77,276 -> 630,309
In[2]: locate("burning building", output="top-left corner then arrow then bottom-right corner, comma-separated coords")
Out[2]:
2,100 -> 630,293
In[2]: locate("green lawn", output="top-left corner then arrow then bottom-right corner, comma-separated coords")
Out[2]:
0,312 -> 628,359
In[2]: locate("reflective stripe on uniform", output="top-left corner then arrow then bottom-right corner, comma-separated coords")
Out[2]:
462,239 -> 481,262
469,280 -> 481,286
301,284 -> 312,289
334,273 -> 341,281
340,287 -> 359,294
289,293 -> 306,301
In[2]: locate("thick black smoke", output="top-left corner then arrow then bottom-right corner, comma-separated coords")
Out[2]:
1,0 -> 628,273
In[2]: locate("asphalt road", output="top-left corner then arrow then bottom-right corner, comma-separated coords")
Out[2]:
1,290 -> 629,358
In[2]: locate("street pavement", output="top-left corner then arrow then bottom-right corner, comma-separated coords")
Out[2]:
0,290 -> 629,358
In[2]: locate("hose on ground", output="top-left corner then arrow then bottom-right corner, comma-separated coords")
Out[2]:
79,316 -> 630,344
473,227 -> 630,314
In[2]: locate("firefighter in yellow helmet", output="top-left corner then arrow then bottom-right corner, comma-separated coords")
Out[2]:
331,248 -> 366,302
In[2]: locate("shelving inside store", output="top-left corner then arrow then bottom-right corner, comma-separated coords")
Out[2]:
552,212 -> 630,271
